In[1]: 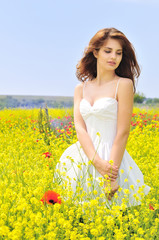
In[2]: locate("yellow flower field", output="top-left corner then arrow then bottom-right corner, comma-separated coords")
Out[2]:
0,107 -> 158,239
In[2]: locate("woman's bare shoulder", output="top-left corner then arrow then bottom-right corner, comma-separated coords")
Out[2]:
118,77 -> 134,101
74,82 -> 84,98
118,77 -> 134,91
75,82 -> 84,90
119,77 -> 133,83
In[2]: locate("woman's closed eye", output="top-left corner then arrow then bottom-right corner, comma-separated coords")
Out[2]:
105,51 -> 122,55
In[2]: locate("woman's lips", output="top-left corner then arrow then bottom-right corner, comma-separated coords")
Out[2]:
108,61 -> 116,65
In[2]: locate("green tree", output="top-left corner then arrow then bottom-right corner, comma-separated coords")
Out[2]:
134,92 -> 146,103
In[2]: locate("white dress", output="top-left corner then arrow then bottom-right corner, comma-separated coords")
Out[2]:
55,79 -> 151,209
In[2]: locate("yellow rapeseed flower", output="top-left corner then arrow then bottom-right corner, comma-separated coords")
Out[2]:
96,132 -> 101,137
124,189 -> 130,194
90,228 -> 99,236
109,159 -> 114,165
130,185 -> 134,190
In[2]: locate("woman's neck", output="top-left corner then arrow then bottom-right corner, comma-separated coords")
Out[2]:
93,73 -> 118,86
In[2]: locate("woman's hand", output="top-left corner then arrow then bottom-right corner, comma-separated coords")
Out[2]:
93,158 -> 119,181
104,179 -> 119,200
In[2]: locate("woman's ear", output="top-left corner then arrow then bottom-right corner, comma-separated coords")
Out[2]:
93,49 -> 98,58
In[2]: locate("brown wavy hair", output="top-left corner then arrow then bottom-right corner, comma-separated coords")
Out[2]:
76,27 -> 141,93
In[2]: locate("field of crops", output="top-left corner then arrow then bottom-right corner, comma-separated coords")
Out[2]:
0,107 -> 158,239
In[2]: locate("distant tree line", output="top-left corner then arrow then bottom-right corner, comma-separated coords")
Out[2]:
0,93 -> 158,110
0,96 -> 73,110
134,92 -> 159,104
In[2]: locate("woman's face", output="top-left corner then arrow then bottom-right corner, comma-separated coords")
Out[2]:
94,38 -> 123,71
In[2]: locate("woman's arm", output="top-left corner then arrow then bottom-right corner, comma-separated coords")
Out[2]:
74,83 -> 118,180
74,83 -> 101,163
109,78 -> 134,169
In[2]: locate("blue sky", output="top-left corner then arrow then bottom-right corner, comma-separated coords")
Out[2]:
0,0 -> 159,98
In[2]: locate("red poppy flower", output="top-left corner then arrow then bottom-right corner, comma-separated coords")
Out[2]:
42,152 -> 52,158
149,204 -> 154,210
40,190 -> 62,205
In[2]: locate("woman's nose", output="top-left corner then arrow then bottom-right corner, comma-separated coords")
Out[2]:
111,52 -> 116,59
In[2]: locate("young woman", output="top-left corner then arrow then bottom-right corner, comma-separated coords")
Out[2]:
56,28 -> 150,208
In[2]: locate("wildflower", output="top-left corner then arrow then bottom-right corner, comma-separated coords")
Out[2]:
90,228 -> 99,236
130,185 -> 134,190
98,237 -> 105,240
42,152 -> 52,158
58,218 -> 65,225
90,199 -> 98,207
133,194 -> 140,201
0,226 -> 10,236
109,159 -> 114,165
149,204 -> 154,210
104,174 -> 109,180
77,164 -> 82,170
93,190 -> 98,195
100,193 -> 105,198
120,169 -> 124,174
66,156 -> 74,162
88,160 -> 92,165
40,190 -> 62,205
137,227 -> 145,235
124,189 -> 130,194
124,178 -> 128,182
96,132 -> 100,137
87,183 -> 91,188
118,187 -> 122,192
